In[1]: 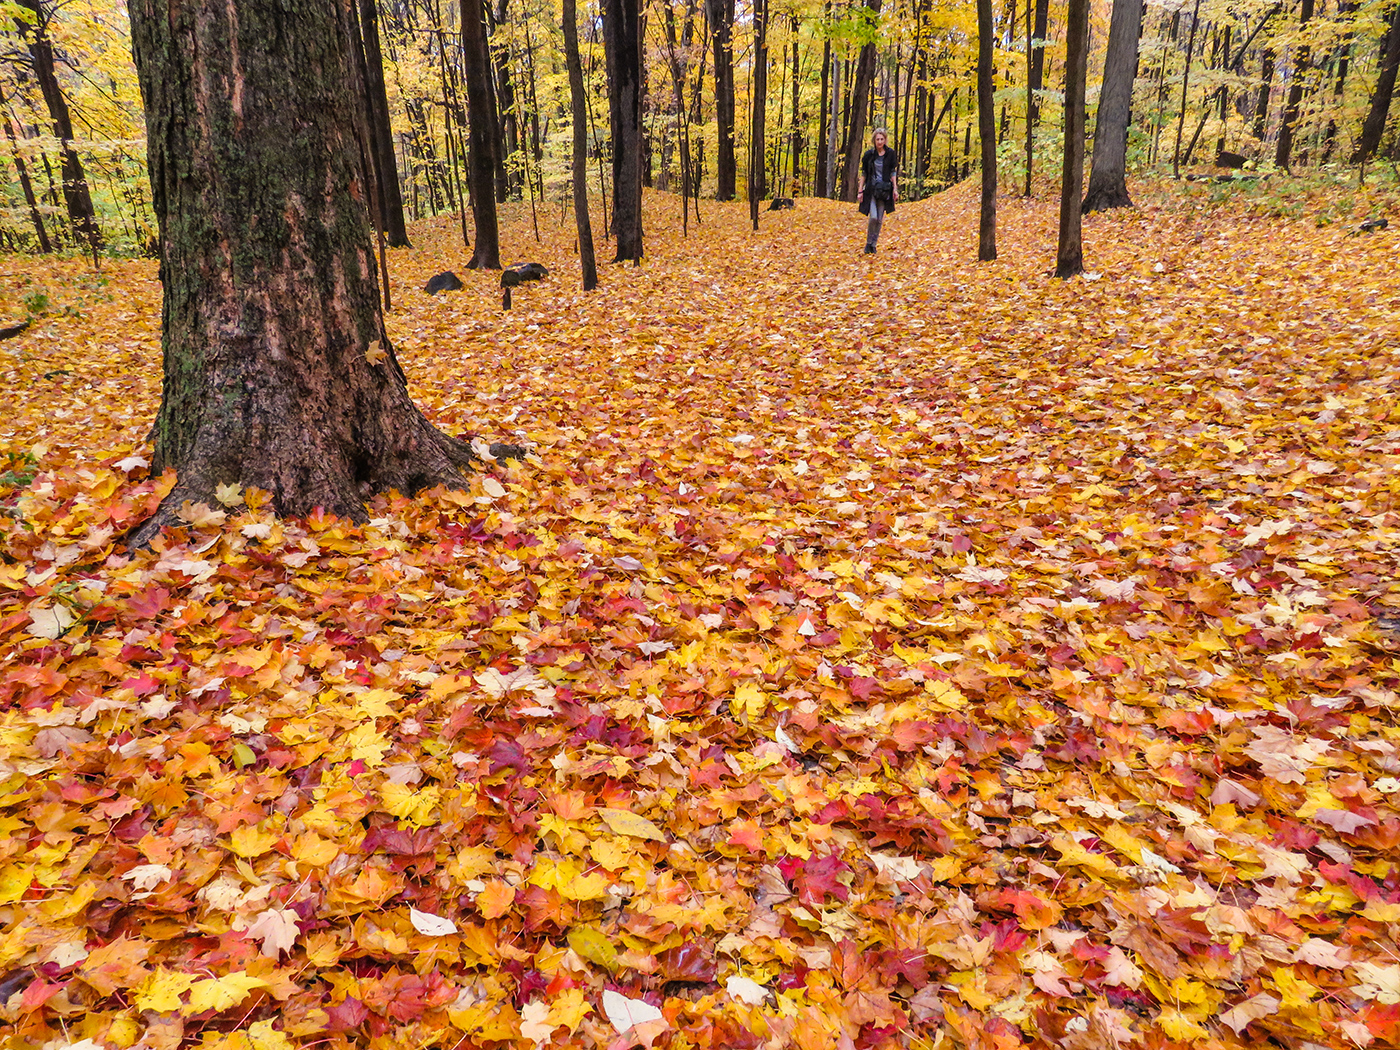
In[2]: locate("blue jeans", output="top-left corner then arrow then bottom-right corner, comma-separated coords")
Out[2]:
866,195 -> 888,249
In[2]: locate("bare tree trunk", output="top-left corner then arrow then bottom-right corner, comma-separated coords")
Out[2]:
15,0 -> 101,257
360,0 -> 411,246
1083,0 -> 1144,210
789,17 -> 802,191
490,0 -> 520,199
705,0 -> 738,199
1321,0 -> 1355,161
1024,0 -> 1050,194
462,0 -> 502,267
126,0 -> 482,546
977,0 -> 996,259
0,85 -> 52,252
1354,0 -> 1400,163
1275,0 -> 1316,169
1172,0 -> 1202,177
1056,0 -> 1089,277
827,54 -> 842,195
605,0 -> 644,260
750,0 -> 769,227
839,0 -> 884,202
563,0 -> 598,289
816,24 -> 831,196
1254,47 -> 1276,141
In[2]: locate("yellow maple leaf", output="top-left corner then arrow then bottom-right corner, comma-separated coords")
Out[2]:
597,808 -> 667,843
732,681 -> 767,720
134,967 -> 195,1012
548,986 -> 592,1032
290,831 -> 339,867
228,824 -> 280,858
185,972 -> 268,1015
566,926 -> 618,971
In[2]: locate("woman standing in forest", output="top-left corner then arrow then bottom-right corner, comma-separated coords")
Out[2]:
857,128 -> 898,254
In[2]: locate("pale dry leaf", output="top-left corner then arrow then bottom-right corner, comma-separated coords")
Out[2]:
1219,993 -> 1279,1034
519,999 -> 554,1044
409,907 -> 458,937
123,864 -> 173,891
244,908 -> 300,957
26,603 -> 74,639
725,975 -> 768,1005
1209,778 -> 1262,807
602,988 -> 663,1033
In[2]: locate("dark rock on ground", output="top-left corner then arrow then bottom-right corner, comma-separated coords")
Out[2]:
501,262 -> 549,288
424,271 -> 464,294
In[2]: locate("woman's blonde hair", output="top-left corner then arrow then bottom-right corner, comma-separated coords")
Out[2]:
871,127 -> 889,143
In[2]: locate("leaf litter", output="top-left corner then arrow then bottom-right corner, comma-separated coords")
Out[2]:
1,182 -> 1400,1049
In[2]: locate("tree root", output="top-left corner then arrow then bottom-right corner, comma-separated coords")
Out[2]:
124,416 -> 529,550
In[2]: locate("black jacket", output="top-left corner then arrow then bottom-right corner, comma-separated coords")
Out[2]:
858,147 -> 898,216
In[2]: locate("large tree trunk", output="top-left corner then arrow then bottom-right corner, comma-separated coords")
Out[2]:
977,0 -> 996,259
359,0 -> 410,247
705,0 -> 737,199
1083,0 -> 1143,211
1354,0 -> 1400,163
750,0 -> 769,228
839,0 -> 884,202
1274,0 -> 1315,169
462,0 -> 502,267
564,0 -> 598,289
605,0 -> 644,261
15,0 -> 101,257
126,0 -> 480,547
1056,0 -> 1089,278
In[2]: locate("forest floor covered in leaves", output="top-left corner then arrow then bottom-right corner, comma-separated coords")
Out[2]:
2,175 -> 1400,1050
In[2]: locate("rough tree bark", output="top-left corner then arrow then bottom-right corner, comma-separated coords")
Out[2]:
1354,0 -> 1400,164
126,0 -> 484,547
490,0 -> 520,200
816,28 -> 831,196
563,0 -> 598,289
705,0 -> 737,199
1254,47 -> 1276,141
1083,0 -> 1143,211
15,0 -> 101,256
977,0 -> 996,259
605,0 -> 644,261
359,0 -> 410,247
1024,0 -> 1050,195
789,17 -> 802,189
750,0 -> 769,229
1056,0 -> 1090,277
1274,0 -> 1315,169
462,0 -> 502,267
839,0 -> 884,202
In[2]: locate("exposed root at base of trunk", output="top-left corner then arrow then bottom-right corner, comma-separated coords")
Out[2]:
1082,183 -> 1135,213
124,419 -> 528,550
